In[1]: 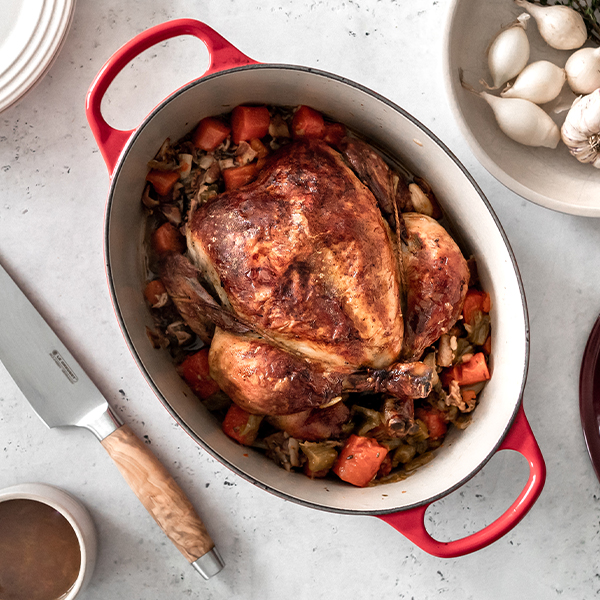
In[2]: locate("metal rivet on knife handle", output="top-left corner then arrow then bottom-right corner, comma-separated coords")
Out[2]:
100,424 -> 224,576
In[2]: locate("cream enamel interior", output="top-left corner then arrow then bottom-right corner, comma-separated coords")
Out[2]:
105,65 -> 528,513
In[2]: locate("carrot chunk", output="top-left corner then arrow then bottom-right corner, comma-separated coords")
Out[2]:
179,349 -> 220,400
415,407 -> 448,441
249,137 -> 270,159
151,222 -> 186,256
231,106 -> 270,144
332,434 -> 388,487
146,169 -> 180,196
462,289 -> 491,326
222,163 -> 259,191
144,279 -> 168,307
192,117 -> 231,151
291,105 -> 325,139
442,352 -> 491,387
222,404 -> 263,446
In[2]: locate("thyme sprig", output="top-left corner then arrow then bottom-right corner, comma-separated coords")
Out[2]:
538,0 -> 600,44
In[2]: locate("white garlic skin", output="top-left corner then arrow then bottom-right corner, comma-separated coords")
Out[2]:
487,16 -> 531,88
514,0 -> 587,50
561,88 -> 600,168
481,92 -> 561,148
565,47 -> 600,95
501,60 -> 566,104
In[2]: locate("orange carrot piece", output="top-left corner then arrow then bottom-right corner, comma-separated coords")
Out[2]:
462,289 -> 491,326
231,106 -> 270,144
151,222 -> 186,256
332,434 -> 388,487
192,117 -> 231,151
442,352 -> 491,387
179,349 -> 220,400
291,105 -> 325,139
144,279 -> 168,307
146,169 -> 180,196
222,404 -> 262,446
222,163 -> 259,191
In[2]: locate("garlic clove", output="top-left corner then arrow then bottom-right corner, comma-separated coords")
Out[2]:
514,0 -> 587,50
480,92 -> 561,148
486,15 -> 531,88
561,88 -> 600,168
565,47 -> 600,96
501,60 -> 566,105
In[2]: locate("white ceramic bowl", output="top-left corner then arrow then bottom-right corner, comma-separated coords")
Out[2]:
444,0 -> 600,217
0,483 -> 97,599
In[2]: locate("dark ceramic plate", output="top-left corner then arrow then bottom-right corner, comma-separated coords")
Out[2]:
580,315 -> 600,482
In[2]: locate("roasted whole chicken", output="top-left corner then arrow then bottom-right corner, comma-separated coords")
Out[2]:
143,105 -> 491,486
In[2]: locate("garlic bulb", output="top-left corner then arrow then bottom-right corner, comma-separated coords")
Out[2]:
565,47 -> 600,95
561,88 -> 600,168
514,0 -> 587,50
479,92 -> 561,148
501,60 -> 566,104
486,14 -> 531,88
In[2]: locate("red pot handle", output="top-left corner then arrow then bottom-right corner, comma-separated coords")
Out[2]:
377,403 -> 545,557
85,19 -> 258,174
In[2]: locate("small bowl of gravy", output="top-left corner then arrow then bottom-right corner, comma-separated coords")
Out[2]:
0,483 -> 97,600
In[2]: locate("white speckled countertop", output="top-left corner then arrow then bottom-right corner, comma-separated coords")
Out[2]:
2,1 -> 600,598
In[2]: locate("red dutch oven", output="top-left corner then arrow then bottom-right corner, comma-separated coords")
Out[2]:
86,19 -> 546,558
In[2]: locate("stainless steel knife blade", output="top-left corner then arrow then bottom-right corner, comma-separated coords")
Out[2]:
0,261 -> 223,579
0,263 -> 118,438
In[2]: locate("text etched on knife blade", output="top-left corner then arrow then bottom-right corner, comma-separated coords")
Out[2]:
49,350 -> 79,384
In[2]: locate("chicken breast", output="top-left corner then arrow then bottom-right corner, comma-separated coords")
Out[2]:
186,139 -> 404,370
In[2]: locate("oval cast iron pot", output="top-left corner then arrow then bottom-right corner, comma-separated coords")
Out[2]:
85,19 -> 546,559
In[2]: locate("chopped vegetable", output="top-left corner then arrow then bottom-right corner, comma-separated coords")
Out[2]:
144,279 -> 168,308
391,443 -> 417,466
299,441 -> 339,475
303,464 -> 330,479
178,348 -> 221,400
146,169 -> 180,196
192,117 -> 231,151
323,122 -> 347,147
222,404 -> 263,445
415,407 -> 448,441
483,335 -> 492,355
141,103 -> 494,486
442,352 -> 491,387
178,154 -> 193,179
222,163 -> 259,191
377,454 -> 393,478
291,105 -> 326,139
231,106 -> 270,144
249,138 -> 270,159
462,289 -> 491,326
151,222 -> 186,255
332,434 -> 389,487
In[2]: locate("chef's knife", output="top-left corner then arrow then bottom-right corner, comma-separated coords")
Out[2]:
0,261 -> 224,579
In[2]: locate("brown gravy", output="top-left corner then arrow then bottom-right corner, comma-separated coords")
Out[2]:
0,499 -> 81,600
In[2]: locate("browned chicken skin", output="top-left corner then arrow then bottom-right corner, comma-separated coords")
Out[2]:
208,328 -> 433,415
186,139 -> 404,371
267,402 -> 351,442
159,137 -> 469,417
399,213 -> 470,360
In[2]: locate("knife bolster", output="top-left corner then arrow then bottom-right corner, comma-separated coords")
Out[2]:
83,406 -> 122,441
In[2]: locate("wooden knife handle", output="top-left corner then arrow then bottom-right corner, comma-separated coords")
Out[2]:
101,424 -> 217,565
